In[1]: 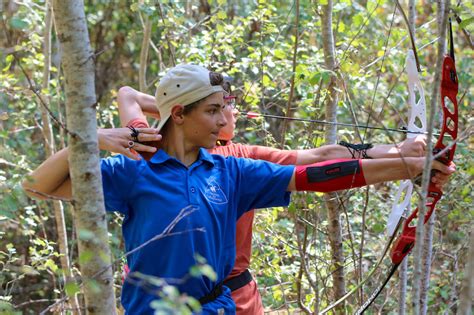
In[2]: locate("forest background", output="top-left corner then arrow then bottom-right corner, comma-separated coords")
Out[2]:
0,0 -> 473,314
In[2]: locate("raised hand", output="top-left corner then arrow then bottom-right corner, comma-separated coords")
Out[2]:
98,128 -> 162,160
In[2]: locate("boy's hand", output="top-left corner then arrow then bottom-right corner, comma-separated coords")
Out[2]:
98,128 -> 162,160
410,158 -> 455,190
397,135 -> 427,157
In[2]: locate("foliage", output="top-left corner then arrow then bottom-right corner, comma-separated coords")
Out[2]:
0,0 -> 472,313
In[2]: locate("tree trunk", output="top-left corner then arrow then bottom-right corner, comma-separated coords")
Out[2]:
458,228 -> 474,314
280,0 -> 299,147
52,1 -> 117,313
139,6 -> 151,92
399,257 -> 408,315
420,214 -> 435,314
41,2 -> 81,313
321,0 -> 345,311
411,0 -> 449,313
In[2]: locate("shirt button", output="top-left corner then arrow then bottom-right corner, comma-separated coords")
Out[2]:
190,187 -> 196,193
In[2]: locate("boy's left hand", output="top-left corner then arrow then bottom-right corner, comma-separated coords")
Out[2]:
397,135 -> 427,157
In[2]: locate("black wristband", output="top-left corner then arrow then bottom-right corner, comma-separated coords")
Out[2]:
339,141 -> 373,159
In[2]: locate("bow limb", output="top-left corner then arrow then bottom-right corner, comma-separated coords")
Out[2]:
394,0 -> 421,72
386,49 -> 427,237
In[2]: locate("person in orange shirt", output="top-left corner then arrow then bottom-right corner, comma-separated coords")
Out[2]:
116,82 -> 428,314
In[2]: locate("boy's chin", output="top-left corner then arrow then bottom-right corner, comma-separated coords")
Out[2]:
202,141 -> 218,150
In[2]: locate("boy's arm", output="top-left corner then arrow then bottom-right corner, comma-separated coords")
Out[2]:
286,157 -> 454,191
22,128 -> 160,200
295,136 -> 427,164
117,86 -> 159,127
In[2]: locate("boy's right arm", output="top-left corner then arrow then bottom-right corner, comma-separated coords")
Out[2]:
22,128 -> 161,200
117,86 -> 158,127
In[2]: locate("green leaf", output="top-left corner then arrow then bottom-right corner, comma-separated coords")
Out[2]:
198,265 -> 217,281
65,282 -> 80,297
10,17 -> 29,30
217,11 -> 227,20
459,17 -> 474,29
262,74 -> 272,87
367,0 -> 377,12
352,14 -> 364,27
309,72 -> 321,85
20,265 -> 40,276
44,259 -> 58,272
274,49 -> 286,59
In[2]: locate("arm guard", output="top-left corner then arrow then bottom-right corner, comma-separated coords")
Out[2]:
295,159 -> 366,192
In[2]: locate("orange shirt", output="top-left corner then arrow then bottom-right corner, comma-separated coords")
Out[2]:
210,143 -> 297,314
210,143 -> 297,278
127,119 -> 298,314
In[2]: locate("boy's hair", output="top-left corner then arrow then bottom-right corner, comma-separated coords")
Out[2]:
183,72 -> 231,115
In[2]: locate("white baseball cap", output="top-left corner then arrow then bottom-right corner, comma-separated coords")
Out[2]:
155,64 -> 224,132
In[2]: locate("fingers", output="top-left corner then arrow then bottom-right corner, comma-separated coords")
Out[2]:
432,160 -> 456,175
431,161 -> 456,189
138,133 -> 162,143
133,127 -> 160,134
132,142 -> 158,153
121,148 -> 141,161
124,127 -> 162,143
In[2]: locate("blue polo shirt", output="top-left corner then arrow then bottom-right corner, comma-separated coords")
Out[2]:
101,148 -> 294,314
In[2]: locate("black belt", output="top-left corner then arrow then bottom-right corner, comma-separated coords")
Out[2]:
199,282 -> 223,305
223,269 -> 253,292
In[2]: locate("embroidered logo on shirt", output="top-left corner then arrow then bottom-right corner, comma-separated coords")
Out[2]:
204,177 -> 228,204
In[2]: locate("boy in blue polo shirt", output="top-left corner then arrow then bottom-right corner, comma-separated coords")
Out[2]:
23,64 -> 454,314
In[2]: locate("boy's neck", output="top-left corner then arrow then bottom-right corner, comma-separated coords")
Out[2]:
160,128 -> 200,167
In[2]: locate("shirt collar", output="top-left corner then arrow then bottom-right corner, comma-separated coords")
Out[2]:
198,148 -> 215,166
148,148 -> 215,167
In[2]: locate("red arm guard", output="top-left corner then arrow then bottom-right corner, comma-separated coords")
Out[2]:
295,159 -> 366,192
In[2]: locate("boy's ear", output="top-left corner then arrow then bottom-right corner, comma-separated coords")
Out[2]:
170,105 -> 185,125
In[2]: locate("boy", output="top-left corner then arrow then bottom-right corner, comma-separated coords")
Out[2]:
23,64 -> 454,314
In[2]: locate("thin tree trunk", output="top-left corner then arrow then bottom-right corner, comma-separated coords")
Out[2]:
399,257 -> 408,315
41,2 -> 81,313
139,8 -> 151,92
411,0 -> 449,313
421,213 -> 435,314
458,228 -> 474,315
280,0 -> 299,147
52,1 -> 116,313
321,0 -> 345,312
398,0 -> 414,312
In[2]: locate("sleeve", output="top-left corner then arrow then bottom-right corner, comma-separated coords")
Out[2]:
247,145 -> 298,165
101,155 -> 137,216
126,118 -> 150,128
231,157 -> 294,218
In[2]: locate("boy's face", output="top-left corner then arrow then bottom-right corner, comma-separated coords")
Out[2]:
182,92 -> 227,149
218,98 -> 238,141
